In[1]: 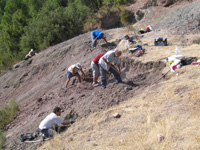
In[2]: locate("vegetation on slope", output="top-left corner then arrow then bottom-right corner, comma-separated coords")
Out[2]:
0,100 -> 19,150
0,0 -> 134,72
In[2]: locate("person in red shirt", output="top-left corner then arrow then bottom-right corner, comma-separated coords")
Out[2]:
91,53 -> 105,86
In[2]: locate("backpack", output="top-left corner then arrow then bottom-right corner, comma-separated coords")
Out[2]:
20,132 -> 38,142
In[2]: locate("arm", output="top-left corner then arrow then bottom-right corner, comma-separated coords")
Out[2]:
61,120 -> 72,126
93,38 -> 97,47
102,57 -> 110,67
71,67 -> 75,75
80,68 -> 85,76
103,37 -> 108,43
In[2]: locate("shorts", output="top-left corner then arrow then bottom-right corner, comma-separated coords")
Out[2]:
91,61 -> 99,78
67,71 -> 79,79
39,128 -> 54,138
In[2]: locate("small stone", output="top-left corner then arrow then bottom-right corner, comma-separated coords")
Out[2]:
157,133 -> 165,142
113,113 -> 121,118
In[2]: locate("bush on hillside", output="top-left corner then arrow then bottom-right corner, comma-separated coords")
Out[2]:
0,129 -> 5,150
0,99 -> 18,150
120,9 -> 136,26
193,38 -> 200,44
103,0 -> 134,6
0,99 -> 19,129
84,6 -> 121,31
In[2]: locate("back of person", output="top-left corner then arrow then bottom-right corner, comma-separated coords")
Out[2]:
30,51 -> 35,56
93,53 -> 104,65
92,30 -> 104,39
39,113 -> 63,130
68,65 -> 79,73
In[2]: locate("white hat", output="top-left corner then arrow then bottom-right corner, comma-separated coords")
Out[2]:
75,63 -> 82,69
31,49 -> 34,52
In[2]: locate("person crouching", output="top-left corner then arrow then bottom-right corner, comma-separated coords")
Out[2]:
65,63 -> 85,88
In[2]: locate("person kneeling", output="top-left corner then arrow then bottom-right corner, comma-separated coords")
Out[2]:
38,107 -> 75,139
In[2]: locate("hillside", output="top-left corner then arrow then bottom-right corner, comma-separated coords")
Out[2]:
0,0 -> 200,150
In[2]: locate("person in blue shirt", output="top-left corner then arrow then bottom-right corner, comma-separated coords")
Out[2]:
91,30 -> 108,48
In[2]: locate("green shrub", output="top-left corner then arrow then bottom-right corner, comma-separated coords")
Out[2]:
193,38 -> 200,44
0,99 -> 18,150
120,9 -> 135,26
0,129 -> 5,150
0,99 -> 19,129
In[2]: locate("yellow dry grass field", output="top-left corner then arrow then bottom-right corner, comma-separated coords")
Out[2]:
38,28 -> 200,150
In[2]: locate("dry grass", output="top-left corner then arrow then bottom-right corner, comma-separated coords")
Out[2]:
38,9 -> 200,149
38,30 -> 200,149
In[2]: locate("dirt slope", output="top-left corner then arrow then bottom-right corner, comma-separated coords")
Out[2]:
0,1 -> 200,150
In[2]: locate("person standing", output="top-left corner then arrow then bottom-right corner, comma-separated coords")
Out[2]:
99,50 -> 122,89
91,53 -> 105,86
91,30 -> 108,48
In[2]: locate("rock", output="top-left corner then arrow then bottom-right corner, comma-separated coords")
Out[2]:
124,87 -> 132,91
113,113 -> 121,118
157,133 -> 165,142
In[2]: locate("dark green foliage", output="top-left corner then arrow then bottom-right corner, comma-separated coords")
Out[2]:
20,0 -> 90,50
0,0 -> 28,52
0,0 -> 135,72
80,0 -> 103,11
0,0 -> 6,22
103,0 -> 133,6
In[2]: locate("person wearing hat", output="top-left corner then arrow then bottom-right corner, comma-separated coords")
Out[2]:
65,63 -> 85,88
24,48 -> 37,60
99,50 -> 122,89
38,107 -> 75,139
91,30 -> 108,48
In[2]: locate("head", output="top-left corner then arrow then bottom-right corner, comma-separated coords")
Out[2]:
75,63 -> 82,69
31,49 -> 34,52
53,107 -> 62,116
115,50 -> 122,57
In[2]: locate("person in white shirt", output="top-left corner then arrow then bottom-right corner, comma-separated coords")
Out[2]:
38,107 -> 74,138
24,49 -> 37,60
99,50 -> 122,89
65,63 -> 85,88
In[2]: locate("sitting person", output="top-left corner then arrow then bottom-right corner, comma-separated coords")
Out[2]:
24,49 -> 37,60
38,107 -> 74,139
65,63 -> 85,88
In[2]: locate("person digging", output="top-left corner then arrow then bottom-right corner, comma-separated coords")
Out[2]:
99,50 -> 122,89
38,107 -> 75,139
65,63 -> 86,88
91,30 -> 108,48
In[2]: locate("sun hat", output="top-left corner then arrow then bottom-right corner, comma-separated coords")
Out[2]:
75,63 -> 82,69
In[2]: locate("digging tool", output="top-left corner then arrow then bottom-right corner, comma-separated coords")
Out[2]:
110,65 -> 134,86
151,69 -> 170,86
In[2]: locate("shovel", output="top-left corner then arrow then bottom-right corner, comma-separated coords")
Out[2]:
110,65 -> 134,86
